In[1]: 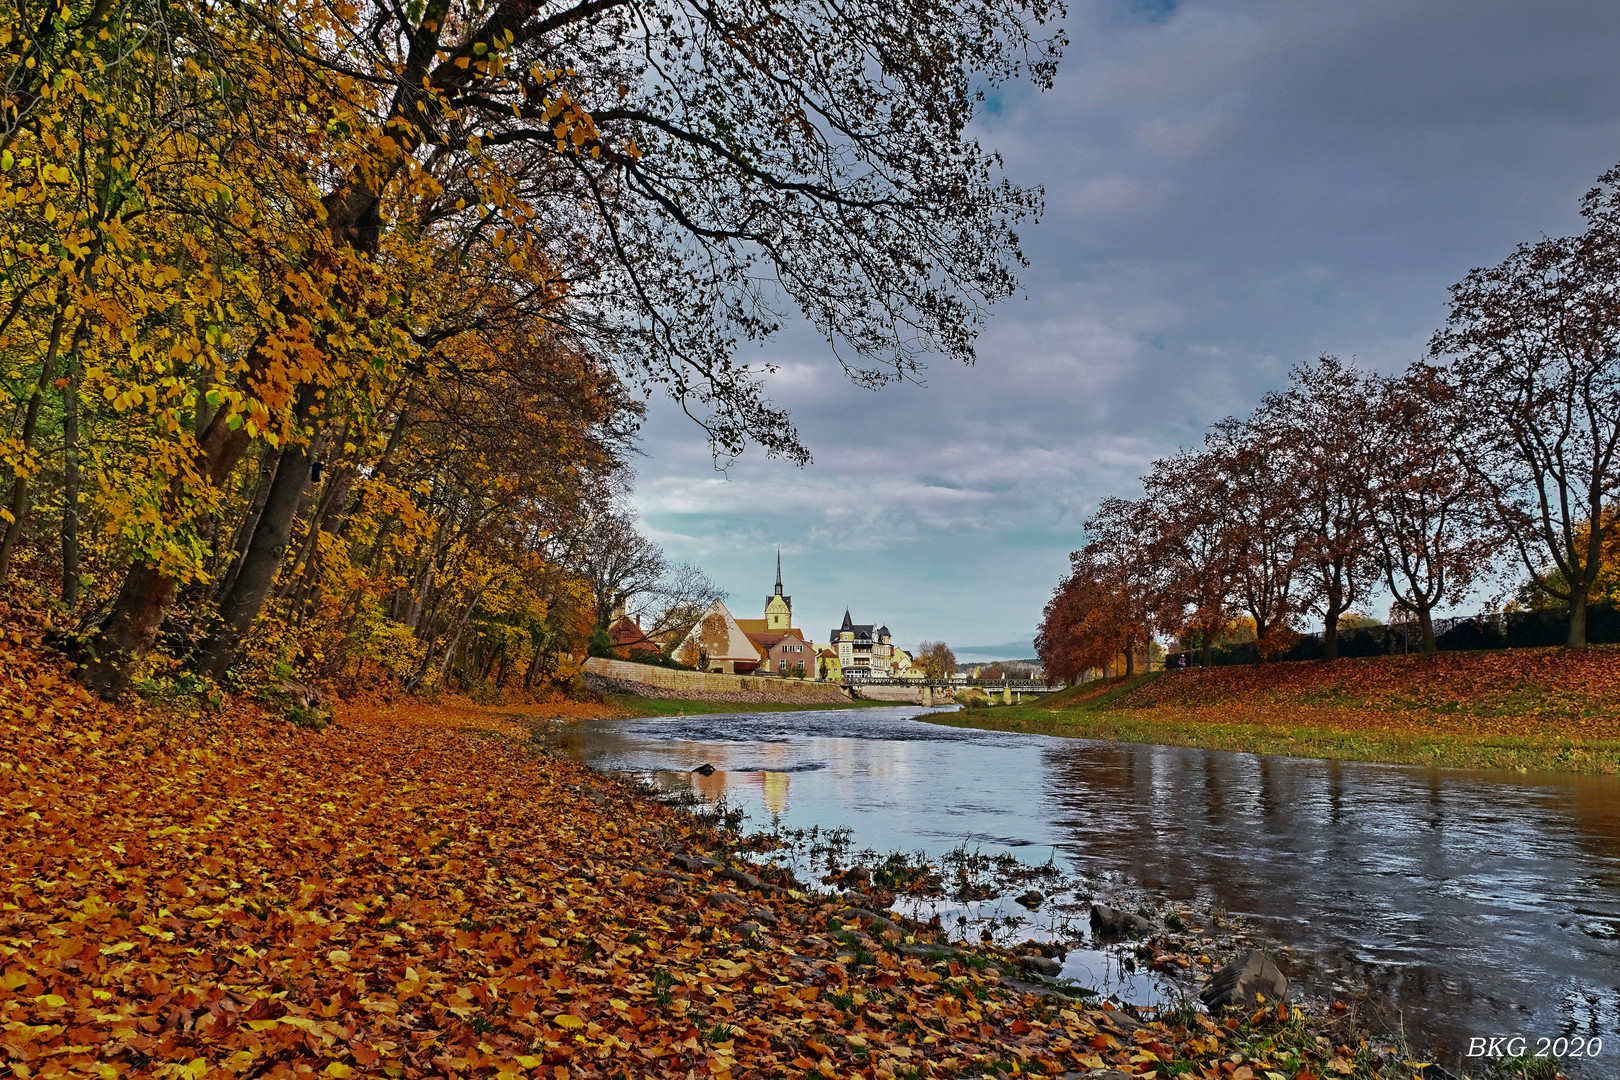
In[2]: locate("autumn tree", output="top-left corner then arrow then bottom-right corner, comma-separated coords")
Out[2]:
1432,163 -> 1620,647
1141,451 -> 1235,666
1036,497 -> 1156,681
1252,356 -> 1381,660
1202,417 -> 1303,659
70,0 -> 1065,697
914,640 -> 958,681
1363,367 -> 1501,653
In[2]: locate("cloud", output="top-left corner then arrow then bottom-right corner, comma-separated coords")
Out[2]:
628,0 -> 1620,650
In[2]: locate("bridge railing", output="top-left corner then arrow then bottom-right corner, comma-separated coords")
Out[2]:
840,677 -> 1057,690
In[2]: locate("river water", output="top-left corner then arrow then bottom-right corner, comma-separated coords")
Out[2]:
543,705 -> 1620,1073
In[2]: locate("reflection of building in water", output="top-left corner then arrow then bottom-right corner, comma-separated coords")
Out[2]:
690,768 -> 728,802
749,771 -> 790,815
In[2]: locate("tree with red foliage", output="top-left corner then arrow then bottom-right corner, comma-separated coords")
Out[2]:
1141,450 -> 1236,666
1433,165 -> 1620,647
1363,366 -> 1501,653
1036,497 -> 1156,681
1204,416 -> 1304,660
1252,356 -> 1381,661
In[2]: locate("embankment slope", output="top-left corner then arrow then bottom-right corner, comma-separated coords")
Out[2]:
934,648 -> 1620,773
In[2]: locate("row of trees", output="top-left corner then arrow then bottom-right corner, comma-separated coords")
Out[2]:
1038,164 -> 1620,682
0,0 -> 1060,698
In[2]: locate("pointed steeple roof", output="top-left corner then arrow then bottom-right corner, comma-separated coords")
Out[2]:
775,548 -> 783,595
841,609 -> 853,630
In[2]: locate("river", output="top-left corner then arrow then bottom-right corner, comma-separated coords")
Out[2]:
543,704 -> 1620,1074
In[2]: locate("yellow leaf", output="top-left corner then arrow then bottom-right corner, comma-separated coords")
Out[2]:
552,1013 -> 584,1029
324,1064 -> 354,1078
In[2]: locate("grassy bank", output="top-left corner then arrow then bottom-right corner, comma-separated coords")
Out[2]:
934,650 -> 1620,774
931,707 -> 1620,773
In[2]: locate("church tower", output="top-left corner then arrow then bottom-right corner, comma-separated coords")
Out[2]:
764,549 -> 793,631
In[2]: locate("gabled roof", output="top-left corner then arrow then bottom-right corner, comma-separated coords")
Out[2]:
677,600 -> 765,663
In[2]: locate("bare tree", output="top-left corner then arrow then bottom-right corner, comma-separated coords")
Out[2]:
615,562 -> 727,653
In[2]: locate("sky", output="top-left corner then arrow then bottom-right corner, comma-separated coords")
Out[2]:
628,0 -> 1620,661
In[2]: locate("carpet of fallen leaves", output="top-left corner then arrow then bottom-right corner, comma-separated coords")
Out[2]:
3,624 -> 1389,1080
1112,648 -> 1620,739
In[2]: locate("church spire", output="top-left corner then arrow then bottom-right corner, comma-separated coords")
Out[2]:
775,548 -> 783,595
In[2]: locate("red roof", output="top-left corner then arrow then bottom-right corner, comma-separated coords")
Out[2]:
608,616 -> 659,654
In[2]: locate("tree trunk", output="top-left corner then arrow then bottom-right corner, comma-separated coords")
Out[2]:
1566,587 -> 1589,649
81,563 -> 178,698
215,444 -> 284,601
0,294 -> 68,583
1123,642 -> 1135,677
1321,594 -> 1343,662
194,395 -> 317,677
1416,604 -> 1437,655
426,587 -> 485,690
83,208 -> 372,696
60,329 -> 83,605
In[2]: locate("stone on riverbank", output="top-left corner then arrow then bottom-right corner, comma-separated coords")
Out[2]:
1090,903 -> 1152,937
1200,949 -> 1289,1010
1020,954 -> 1063,976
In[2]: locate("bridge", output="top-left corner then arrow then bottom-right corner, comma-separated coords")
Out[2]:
840,677 -> 1062,706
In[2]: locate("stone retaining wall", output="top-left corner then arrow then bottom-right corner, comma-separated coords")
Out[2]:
583,657 -> 852,702
848,683 -> 950,704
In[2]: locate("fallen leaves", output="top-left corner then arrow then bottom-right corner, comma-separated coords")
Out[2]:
2,625 -> 1391,1078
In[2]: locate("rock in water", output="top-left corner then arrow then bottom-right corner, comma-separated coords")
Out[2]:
691,763 -> 717,776
1014,890 -> 1044,909
1089,903 -> 1152,937
1019,954 -> 1062,977
1199,949 -> 1289,1010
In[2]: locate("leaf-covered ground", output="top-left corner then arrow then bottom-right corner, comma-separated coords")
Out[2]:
946,650 -> 1620,774
3,625 -> 1451,1079
1115,648 -> 1620,726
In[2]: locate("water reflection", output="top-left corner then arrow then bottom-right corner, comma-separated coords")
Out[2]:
545,706 -> 1620,1071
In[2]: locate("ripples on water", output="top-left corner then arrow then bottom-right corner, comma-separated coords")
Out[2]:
545,705 -> 1620,1074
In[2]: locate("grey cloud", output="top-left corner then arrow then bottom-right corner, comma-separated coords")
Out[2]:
628,0 -> 1620,649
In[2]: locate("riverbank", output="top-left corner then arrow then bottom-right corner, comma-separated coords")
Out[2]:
2,627 -> 1463,1080
937,649 -> 1620,773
